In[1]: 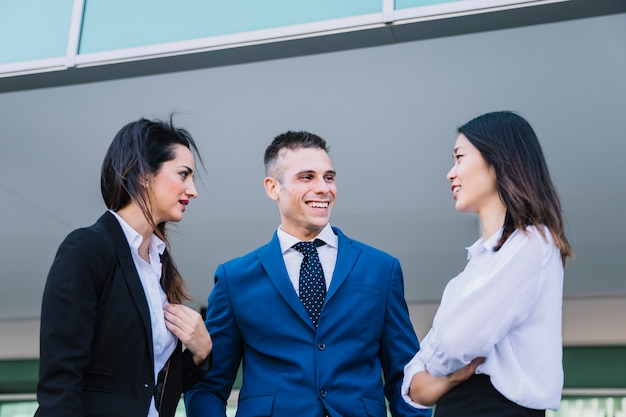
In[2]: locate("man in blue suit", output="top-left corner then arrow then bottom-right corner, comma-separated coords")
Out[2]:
185,131 -> 430,417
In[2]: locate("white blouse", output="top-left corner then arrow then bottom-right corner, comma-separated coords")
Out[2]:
402,226 -> 564,411
110,211 -> 177,417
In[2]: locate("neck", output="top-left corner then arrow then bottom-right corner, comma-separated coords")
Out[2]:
116,204 -> 154,259
478,204 -> 507,241
280,223 -> 326,242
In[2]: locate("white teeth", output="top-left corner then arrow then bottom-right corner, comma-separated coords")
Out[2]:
308,202 -> 329,208
453,186 -> 461,193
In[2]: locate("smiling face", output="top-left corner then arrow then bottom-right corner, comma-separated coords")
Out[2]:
147,144 -> 198,224
447,134 -> 501,217
264,147 -> 336,241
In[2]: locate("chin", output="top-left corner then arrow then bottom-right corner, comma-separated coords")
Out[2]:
454,202 -> 470,212
313,217 -> 331,227
166,213 -> 184,223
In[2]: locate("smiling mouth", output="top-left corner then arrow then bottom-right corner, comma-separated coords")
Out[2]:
308,202 -> 329,208
179,200 -> 189,206
452,186 -> 461,194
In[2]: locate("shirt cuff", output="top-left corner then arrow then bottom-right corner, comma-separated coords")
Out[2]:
401,355 -> 431,409
418,340 -> 449,378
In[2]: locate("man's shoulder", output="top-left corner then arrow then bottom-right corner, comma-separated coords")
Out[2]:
333,227 -> 396,261
219,236 -> 277,268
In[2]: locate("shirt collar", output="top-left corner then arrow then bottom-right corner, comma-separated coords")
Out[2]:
466,227 -> 503,260
277,223 -> 338,254
109,210 -> 166,255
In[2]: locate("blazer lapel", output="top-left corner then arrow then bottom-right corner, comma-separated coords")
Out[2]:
326,227 -> 360,303
258,232 -> 313,327
99,212 -> 154,356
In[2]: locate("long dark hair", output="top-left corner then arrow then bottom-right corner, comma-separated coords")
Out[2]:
101,116 -> 203,302
458,111 -> 573,265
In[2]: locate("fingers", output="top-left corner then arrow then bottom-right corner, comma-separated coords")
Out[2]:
447,356 -> 486,384
469,357 -> 485,370
163,304 -> 202,340
164,304 -> 197,323
163,304 -> 212,364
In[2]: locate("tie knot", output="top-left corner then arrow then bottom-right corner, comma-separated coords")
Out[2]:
293,239 -> 325,254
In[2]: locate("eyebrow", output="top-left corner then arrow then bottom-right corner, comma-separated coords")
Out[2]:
179,165 -> 194,174
295,169 -> 336,176
452,146 -> 465,155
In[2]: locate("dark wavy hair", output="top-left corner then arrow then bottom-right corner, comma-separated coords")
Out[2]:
100,116 -> 203,302
458,111 -> 573,265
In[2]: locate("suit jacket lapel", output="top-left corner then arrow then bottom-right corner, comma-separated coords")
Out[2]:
258,232 -> 314,327
99,212 -> 154,358
326,227 -> 360,303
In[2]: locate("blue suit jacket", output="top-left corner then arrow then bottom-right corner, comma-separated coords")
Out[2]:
185,227 -> 430,417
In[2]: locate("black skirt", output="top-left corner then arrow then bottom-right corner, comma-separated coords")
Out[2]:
434,374 -> 546,417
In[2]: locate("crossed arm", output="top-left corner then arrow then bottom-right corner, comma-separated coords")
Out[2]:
407,357 -> 484,406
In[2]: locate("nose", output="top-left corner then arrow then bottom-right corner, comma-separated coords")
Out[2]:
313,177 -> 330,193
186,180 -> 198,198
446,165 -> 456,182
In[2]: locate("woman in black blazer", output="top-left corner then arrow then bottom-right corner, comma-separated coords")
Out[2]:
35,117 -> 212,417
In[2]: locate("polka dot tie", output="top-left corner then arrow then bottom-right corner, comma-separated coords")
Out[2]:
293,239 -> 326,327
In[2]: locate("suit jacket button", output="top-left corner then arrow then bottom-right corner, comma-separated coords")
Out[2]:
320,389 -> 327,398
317,342 -> 326,351
144,384 -> 149,388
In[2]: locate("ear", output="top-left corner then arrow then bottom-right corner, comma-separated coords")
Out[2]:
264,177 -> 279,201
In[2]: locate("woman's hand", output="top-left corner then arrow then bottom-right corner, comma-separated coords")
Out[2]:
164,304 -> 212,365
408,357 -> 485,406
448,356 -> 484,384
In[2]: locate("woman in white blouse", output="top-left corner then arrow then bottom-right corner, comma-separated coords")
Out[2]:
402,111 -> 574,416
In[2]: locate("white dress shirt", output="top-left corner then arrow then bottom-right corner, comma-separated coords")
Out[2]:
402,225 -> 564,411
277,223 -> 338,295
111,211 -> 177,417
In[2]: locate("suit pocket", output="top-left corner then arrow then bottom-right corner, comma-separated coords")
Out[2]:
84,369 -> 115,394
83,374 -> 117,417
361,396 -> 387,417
346,282 -> 380,297
236,394 -> 275,416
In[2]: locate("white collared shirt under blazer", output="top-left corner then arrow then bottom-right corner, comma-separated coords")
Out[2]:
402,225 -> 564,411
111,211 -> 177,417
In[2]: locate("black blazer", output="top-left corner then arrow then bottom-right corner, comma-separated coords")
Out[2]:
36,212 -> 209,417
